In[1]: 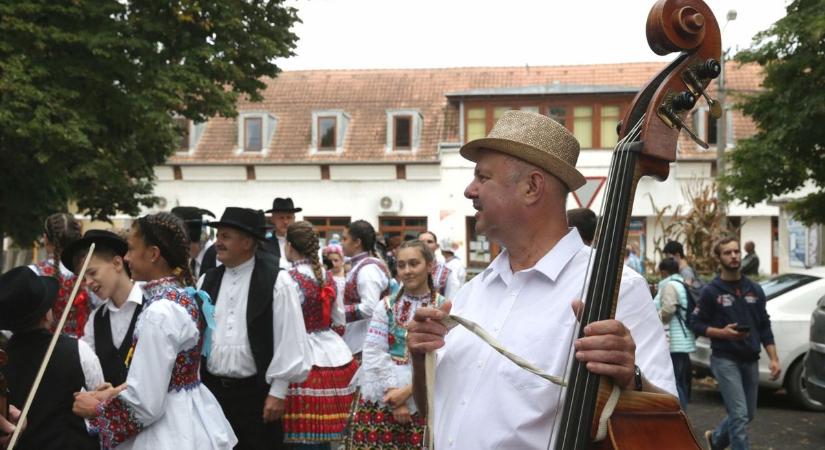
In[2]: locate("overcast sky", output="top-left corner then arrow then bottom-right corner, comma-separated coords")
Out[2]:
276,0 -> 788,70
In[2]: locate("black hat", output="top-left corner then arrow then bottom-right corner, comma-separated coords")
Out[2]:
171,206 -> 216,243
61,229 -> 128,274
0,266 -> 59,331
207,207 -> 268,240
266,197 -> 302,214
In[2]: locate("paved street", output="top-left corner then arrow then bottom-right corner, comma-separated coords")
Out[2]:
687,379 -> 825,449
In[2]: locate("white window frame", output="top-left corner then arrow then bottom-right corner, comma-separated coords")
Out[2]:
174,118 -> 207,156
236,112 -> 277,155
385,109 -> 423,153
310,110 -> 349,154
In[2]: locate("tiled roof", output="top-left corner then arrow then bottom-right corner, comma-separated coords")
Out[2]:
168,61 -> 763,165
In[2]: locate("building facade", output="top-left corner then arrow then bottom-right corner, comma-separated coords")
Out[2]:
152,62 -> 793,275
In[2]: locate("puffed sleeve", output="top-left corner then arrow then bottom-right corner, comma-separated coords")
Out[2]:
266,275 -> 311,398
346,264 -> 388,323
92,301 -> 197,449
359,301 -> 398,401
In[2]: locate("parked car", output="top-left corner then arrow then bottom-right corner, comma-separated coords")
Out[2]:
690,266 -> 825,411
805,294 -> 825,405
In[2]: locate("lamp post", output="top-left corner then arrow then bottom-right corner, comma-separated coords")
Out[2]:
717,9 -> 737,221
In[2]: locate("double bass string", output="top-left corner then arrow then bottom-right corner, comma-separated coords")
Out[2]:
550,116 -> 645,450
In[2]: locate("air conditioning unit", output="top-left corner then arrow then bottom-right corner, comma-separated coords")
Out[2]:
378,195 -> 403,214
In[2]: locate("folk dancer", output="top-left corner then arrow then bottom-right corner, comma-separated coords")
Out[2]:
262,197 -> 301,269
348,240 -> 446,449
341,220 -> 391,357
171,206 -> 218,278
198,207 -> 311,450
280,222 -> 358,447
0,266 -> 104,450
72,212 -> 236,449
417,231 -> 460,299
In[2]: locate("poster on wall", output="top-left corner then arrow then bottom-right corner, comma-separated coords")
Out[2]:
788,218 -> 808,268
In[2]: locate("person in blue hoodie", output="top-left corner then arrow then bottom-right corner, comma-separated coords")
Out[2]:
688,236 -> 780,450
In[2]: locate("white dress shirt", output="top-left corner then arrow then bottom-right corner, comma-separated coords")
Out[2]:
82,283 -> 144,351
198,256 -> 310,398
343,254 -> 390,353
433,229 -> 676,450
277,235 -> 290,269
444,256 -> 467,289
78,339 -> 105,390
194,239 -> 220,276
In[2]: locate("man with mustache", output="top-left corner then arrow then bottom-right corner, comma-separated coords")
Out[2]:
406,111 -> 676,449
688,236 -> 779,450
197,207 -> 310,450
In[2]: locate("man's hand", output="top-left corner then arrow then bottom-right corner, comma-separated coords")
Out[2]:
72,391 -> 101,418
90,383 -> 127,402
769,358 -> 781,381
262,395 -> 285,423
391,404 -> 412,424
710,323 -> 748,341
383,385 -> 412,409
407,301 -> 452,357
571,301 -> 637,390
0,405 -> 22,448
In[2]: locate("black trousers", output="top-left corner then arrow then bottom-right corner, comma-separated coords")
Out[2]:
202,370 -> 286,450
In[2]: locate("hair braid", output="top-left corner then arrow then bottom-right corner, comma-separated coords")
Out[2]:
44,213 -> 82,276
135,212 -> 194,287
287,221 -> 325,287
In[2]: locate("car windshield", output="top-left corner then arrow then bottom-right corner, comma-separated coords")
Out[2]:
760,273 -> 820,300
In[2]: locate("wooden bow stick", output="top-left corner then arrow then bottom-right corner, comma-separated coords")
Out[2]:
7,243 -> 95,450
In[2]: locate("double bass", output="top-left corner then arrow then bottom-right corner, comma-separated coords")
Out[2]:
554,0 -> 721,448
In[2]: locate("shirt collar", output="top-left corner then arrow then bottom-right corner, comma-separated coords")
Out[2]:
350,252 -> 369,265
481,228 -> 585,285
104,282 -> 144,313
227,255 -> 256,276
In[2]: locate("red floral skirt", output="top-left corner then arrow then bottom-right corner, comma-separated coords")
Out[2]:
284,359 -> 359,443
345,398 -> 426,449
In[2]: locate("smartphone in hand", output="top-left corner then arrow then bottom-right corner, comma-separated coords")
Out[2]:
733,325 -> 751,333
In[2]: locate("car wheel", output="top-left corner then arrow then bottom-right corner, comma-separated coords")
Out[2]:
785,357 -> 825,412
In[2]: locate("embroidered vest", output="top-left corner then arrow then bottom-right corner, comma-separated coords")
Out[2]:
384,292 -> 446,363
289,268 -> 337,333
343,257 -> 391,322
431,262 -> 451,297
33,259 -> 92,337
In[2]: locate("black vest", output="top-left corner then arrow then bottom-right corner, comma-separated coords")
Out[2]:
3,330 -> 98,450
199,243 -> 218,277
93,302 -> 142,386
200,251 -> 280,387
260,236 -> 281,261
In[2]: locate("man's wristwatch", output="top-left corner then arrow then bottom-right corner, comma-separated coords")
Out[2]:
633,365 -> 643,391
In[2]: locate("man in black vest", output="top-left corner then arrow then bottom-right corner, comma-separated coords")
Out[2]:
261,197 -> 301,269
198,207 -> 310,450
0,267 -> 104,450
171,206 -> 218,278
61,230 -> 143,387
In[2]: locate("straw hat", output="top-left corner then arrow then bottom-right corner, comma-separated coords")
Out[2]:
460,110 -> 585,191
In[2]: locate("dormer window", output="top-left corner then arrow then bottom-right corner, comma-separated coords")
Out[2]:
174,117 -> 206,154
386,110 -> 423,152
237,112 -> 277,153
311,110 -> 349,153
318,116 -> 337,150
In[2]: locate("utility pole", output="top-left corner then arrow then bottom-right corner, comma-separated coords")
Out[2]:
717,9 -> 737,222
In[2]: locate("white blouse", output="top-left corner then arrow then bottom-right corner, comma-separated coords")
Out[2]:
277,263 -> 352,368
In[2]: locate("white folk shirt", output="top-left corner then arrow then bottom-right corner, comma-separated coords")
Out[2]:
343,253 -> 390,354
198,256 -> 310,398
433,229 -> 677,450
444,256 -> 466,289
82,282 -> 144,351
277,235 -> 291,269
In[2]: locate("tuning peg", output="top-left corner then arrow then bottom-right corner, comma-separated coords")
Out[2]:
671,91 -> 697,111
696,59 -> 721,79
658,107 -> 710,149
684,69 -> 723,119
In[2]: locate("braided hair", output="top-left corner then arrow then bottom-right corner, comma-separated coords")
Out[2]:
132,212 -> 195,287
395,239 -> 437,306
44,213 -> 82,276
286,221 -> 325,287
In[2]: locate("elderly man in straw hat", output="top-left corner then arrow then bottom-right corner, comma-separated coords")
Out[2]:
407,111 -> 676,449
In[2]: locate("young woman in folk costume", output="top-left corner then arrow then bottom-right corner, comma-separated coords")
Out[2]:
28,212 -> 95,337
280,221 -> 358,448
72,213 -> 236,450
323,242 -> 347,335
416,231 -> 460,300
347,240 -> 447,449
340,220 -> 391,357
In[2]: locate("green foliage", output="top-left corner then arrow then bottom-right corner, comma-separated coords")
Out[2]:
0,0 -> 299,244
721,0 -> 825,225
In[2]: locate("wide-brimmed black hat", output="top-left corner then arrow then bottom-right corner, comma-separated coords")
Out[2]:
0,266 -> 59,331
207,207 -> 267,240
266,197 -> 302,214
60,229 -> 129,274
171,206 -> 216,243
